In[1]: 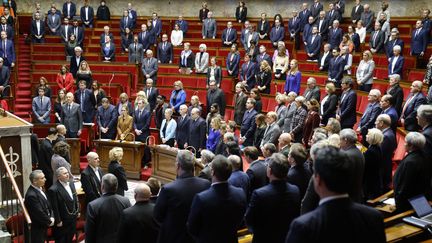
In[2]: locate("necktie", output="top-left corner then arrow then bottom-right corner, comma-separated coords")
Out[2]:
402,94 -> 415,117
331,10 -> 333,17
3,41 -> 6,58
139,110 -> 142,119
226,28 -> 230,41
415,29 -> 419,37
68,104 -> 71,113
80,92 -> 84,112
125,17 -> 128,26
147,88 -> 151,98
311,35 -> 315,44
163,42 -> 166,50
74,27 -> 78,37
134,43 -> 137,51
95,168 -> 101,181
40,97 -> 43,109
373,31 -> 378,46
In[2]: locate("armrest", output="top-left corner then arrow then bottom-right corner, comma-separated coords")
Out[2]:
367,190 -> 394,206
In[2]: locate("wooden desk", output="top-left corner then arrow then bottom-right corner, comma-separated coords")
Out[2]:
386,223 -> 424,242
66,138 -> 81,174
94,139 -> 145,179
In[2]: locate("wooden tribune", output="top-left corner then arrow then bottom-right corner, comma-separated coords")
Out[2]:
94,139 -> 145,179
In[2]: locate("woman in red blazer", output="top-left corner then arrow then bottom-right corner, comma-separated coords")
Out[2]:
55,65 -> 74,93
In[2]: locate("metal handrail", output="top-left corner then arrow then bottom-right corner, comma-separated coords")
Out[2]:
0,145 -> 32,226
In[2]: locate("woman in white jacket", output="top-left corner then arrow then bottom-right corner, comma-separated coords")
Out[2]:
195,43 -> 209,73
171,23 -> 183,46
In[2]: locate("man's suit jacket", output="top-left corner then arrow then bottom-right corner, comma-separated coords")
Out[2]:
316,18 -> 329,39
240,29 -> 249,47
385,38 -> 404,58
310,2 -> 323,21
318,52 -> 332,71
30,19 -> 46,38
101,42 -> 115,61
351,4 -> 364,23
0,39 -> 16,65
360,11 -> 375,32
0,65 -> 9,89
246,160 -> 268,196
202,18 -> 217,38
187,183 -> 247,243
143,87 -> 159,111
359,102 -> 382,134
288,17 -> 300,36
299,9 -> 311,31
187,117 -> 207,151
403,92 -> 427,131
245,180 -> 300,243
306,34 -> 322,58
47,13 -> 61,34
221,28 -> 237,43
240,61 -> 257,90
269,26 -> 285,43
381,127 -> 397,190
303,86 -> 320,101
47,180 -> 79,225
328,27 -> 343,48
176,115 -> 190,147
388,55 -> 404,76
61,102 -> 83,133
138,31 -> 152,50
394,150 -> 432,212
423,125 -> 432,156
226,52 -> 240,76
151,18 -> 163,37
287,164 -> 312,199
128,42 -> 144,63
257,20 -> 270,36
120,16 -> 134,33
32,95 -> 51,121
207,88 -> 226,116
62,2 -> 76,18
260,123 -> 281,147
117,201 -> 159,243
24,186 -> 54,243
85,193 -> 131,243
382,106 -> 399,131
80,165 -> 103,205
97,104 -> 118,138
411,28 -> 428,55
234,92 -> 247,125
255,53 -> 272,67
328,56 -> 346,82
302,24 -> 313,43
72,26 -> 84,46
244,31 -> 259,49
141,57 -> 158,81
157,41 -> 173,63
339,89 -> 357,128
74,88 -> 95,120
154,174 -> 211,243
286,198 -> 385,242
133,109 -> 151,141
241,109 -> 257,146
343,146 -> 365,203
0,24 -> 13,40
326,10 -> 341,26
80,6 -> 94,26
38,139 -> 54,185
176,20 -> 188,34
69,55 -> 85,78
369,30 -> 385,53
60,24 -> 72,42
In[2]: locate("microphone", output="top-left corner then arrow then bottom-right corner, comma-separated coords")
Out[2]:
108,72 -> 115,98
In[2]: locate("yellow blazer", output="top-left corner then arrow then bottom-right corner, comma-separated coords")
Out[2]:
116,114 -> 133,141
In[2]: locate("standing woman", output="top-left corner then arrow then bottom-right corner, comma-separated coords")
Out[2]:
363,128 -> 384,200
253,114 -> 267,152
320,82 -> 338,125
206,117 -> 222,152
170,24 -> 184,47
65,34 -> 78,59
250,88 -> 262,113
233,82 -> 248,125
76,60 -> 92,88
160,109 -> 177,147
235,1 -> 247,23
275,93 -> 287,121
116,105 -> 133,141
356,50 -> 375,92
256,60 -> 272,94
169,80 -> 186,113
56,65 -> 74,93
226,44 -> 240,78
206,57 -> 222,88
195,43 -> 209,74
199,2 -> 209,22
178,42 -> 195,75
285,59 -> 301,95
108,147 -> 128,196
91,80 -> 106,108
54,88 -> 67,123
302,99 -> 321,147
121,27 -> 133,52
273,44 -> 289,80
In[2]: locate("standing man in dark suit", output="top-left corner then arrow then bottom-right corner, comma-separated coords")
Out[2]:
221,21 -> 237,47
85,174 -> 131,243
206,80 -> 226,116
138,24 -> 151,52
80,1 -> 94,28
385,30 -> 404,58
417,105 -> 432,156
310,0 -> 323,23
303,77 -> 320,102
0,57 -> 9,97
326,3 -> 341,26
302,16 -> 314,50
316,11 -> 329,42
269,19 -> 284,48
120,10 -> 133,34
240,98 -> 258,146
60,18 -> 72,43
411,20 -> 428,58
328,20 -> 343,49
337,77 -> 357,129
127,3 -> 137,30
154,150 -> 211,243
97,98 -> 118,139
157,34 -> 173,64
0,16 -> 14,41
401,80 -> 427,131
0,31 -> 15,68
358,89 -> 382,146
69,46 -> 85,78
133,99 -> 151,142
257,13 -> 270,40
286,146 -> 385,242
360,4 -> 375,33
62,0 -> 76,19
48,167 -> 80,243
318,44 -> 332,71
187,155 -> 247,243
144,78 -> 159,112
351,0 -> 364,24
239,54 -> 257,90
24,170 -> 55,243
202,11 -> 217,39
81,152 -> 103,205
142,49 -> 158,84
31,12 -> 45,43
299,3 -> 311,32
306,26 -> 321,61
388,45 -> 404,76
375,114 -> 397,192
38,127 -> 58,189
370,22 -> 385,54
72,19 -> 84,47
185,108 -> 207,157
117,184 -> 159,243
327,48 -> 345,86
61,92 -> 83,138
244,146 -> 268,197
175,105 -> 190,149
289,11 -> 301,50
74,80 -> 96,123
256,45 -> 272,67
151,12 -> 163,39
128,35 -> 143,64
246,153 -> 300,243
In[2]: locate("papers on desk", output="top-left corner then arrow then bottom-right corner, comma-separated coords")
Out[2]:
403,216 -> 432,228
384,198 -> 396,206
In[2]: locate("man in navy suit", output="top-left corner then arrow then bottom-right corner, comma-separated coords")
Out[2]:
326,3 -> 341,27
187,155 -> 247,243
388,45 -> 404,76
337,77 -> 357,129
133,99 -> 151,142
306,26 -> 322,61
385,30 -> 404,58
72,19 -> 84,47
69,46 -> 85,78
157,34 -> 173,64
120,10 -> 134,34
97,98 -> 118,140
286,146 -> 386,242
269,19 -> 284,48
380,94 -> 399,132
176,15 -> 188,36
0,16 -> 13,41
244,146 -> 268,197
99,26 -> 114,46
74,80 -> 95,123
411,20 -> 428,57
31,12 -> 45,43
375,114 -> 397,192
418,105 -> 432,156
240,98 -> 258,146
185,108 -> 207,157
151,12 -> 163,39
318,43 -> 332,71
256,45 -> 272,67
299,3 -> 311,32
302,16 -> 314,48
240,54 -> 257,90
80,2 -> 94,28
80,152 -> 103,205
62,0 -> 76,19
143,78 -> 159,112
370,22 -> 385,54
138,24 -> 152,52
310,0 -> 323,23
245,153 -> 300,243
288,11 -> 301,50
401,80 -> 427,131
0,30 -> 15,68
221,21 -> 237,47
358,89 -> 382,146
142,50 -> 158,83
327,48 -> 345,86
154,150 -> 211,243
47,6 -> 62,35
240,21 -> 251,49
328,20 -> 343,49
175,105 -> 190,149
32,87 -> 51,124
127,3 -> 137,30
0,58 -> 10,97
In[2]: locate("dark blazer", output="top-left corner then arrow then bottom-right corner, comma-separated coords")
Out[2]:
97,104 -> 118,139
24,186 -> 53,243
187,117 -> 207,151
133,108 -> 151,141
80,165 -> 103,205
62,2 -> 76,18
120,16 -> 134,33
108,161 -> 128,196
226,52 -> 240,77
287,164 -> 312,199
144,87 -> 159,111
151,18 -> 163,37
385,38 -> 404,58
328,27 -> 343,49
221,28 -> 238,44
47,180 -> 79,228
206,66 -> 222,86
0,39 -> 15,65
121,33 -> 133,51
369,30 -> 385,53
255,53 -> 272,67
154,174 -> 211,243
234,92 -> 248,125
72,26 -> 84,46
363,145 -> 383,199
128,42 -> 144,63
69,55 -> 85,78
38,139 -> 54,186
187,183 -> 247,243
321,94 -> 337,125
310,2 -> 323,21
302,24 -> 313,44
199,8 -> 209,22
138,31 -> 152,50
241,109 -> 257,146
423,125 -> 432,157
246,160 -> 268,196
411,28 -> 428,55
256,70 -> 272,94
101,43 -> 115,61
117,201 -> 159,243
303,86 -> 320,101
298,9 -> 311,31
80,6 -> 94,26
179,52 -> 195,68
157,41 -> 174,63
339,89 -> 357,128
318,52 -> 332,71
381,128 -> 397,190
288,17 -> 300,36
85,193 -> 131,243
245,180 -> 300,243
359,102 -> 382,136
235,7 -> 247,23
351,4 -> 364,23
270,26 -> 285,43
175,115 -> 190,148
388,55 -> 404,76
175,20 -> 188,34
360,11 -> 374,33
306,34 -> 322,59
326,9 -> 341,25
74,88 -> 96,122
207,88 -> 226,116
286,198 -> 386,242
257,20 -> 270,36
328,55 -> 346,83
30,19 -> 46,39
316,18 -> 329,39
381,106 -> 399,131
394,150 -> 432,212
342,146 -> 365,203
60,24 -> 73,42
351,33 -> 361,51
240,61 -> 257,90
402,92 -> 427,131
0,24 -> 13,40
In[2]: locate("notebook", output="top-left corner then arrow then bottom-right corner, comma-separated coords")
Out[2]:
403,195 -> 432,228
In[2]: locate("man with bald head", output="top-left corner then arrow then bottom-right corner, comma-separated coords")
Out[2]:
278,133 -> 292,157
81,152 -> 103,205
117,184 -> 159,243
55,124 -> 67,144
401,80 -> 427,131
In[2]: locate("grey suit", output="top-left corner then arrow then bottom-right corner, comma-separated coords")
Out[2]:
32,95 -> 51,124
303,86 -> 321,101
61,102 -> 83,138
260,123 -> 281,147
51,154 -> 73,184
244,31 -> 259,50
141,57 -> 158,83
278,102 -> 297,133
128,42 -> 144,64
202,18 -> 217,38
195,52 -> 209,73
47,13 -> 61,35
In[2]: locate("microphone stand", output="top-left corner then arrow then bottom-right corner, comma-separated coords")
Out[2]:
108,72 -> 115,98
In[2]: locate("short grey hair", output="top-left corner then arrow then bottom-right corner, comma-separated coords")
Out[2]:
369,89 -> 381,99
405,132 -> 426,150
55,167 -> 67,177
376,114 -> 392,126
310,140 -> 329,161
287,91 -> 297,98
176,150 -> 195,172
294,96 -> 306,104
418,104 -> 432,124
312,131 -> 328,143
366,128 -> 384,145
393,45 -> 401,52
307,77 -> 316,84
74,46 -> 82,52
200,149 -> 215,164
199,43 -> 207,50
340,128 -> 357,144
146,49 -> 153,55
224,132 -> 235,142
389,74 -> 401,82
102,173 -> 118,193
227,155 -> 242,170
29,170 -> 43,184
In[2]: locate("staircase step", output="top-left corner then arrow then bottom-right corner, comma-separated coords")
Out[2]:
16,90 -> 31,96
17,83 -> 31,88
16,98 -> 32,103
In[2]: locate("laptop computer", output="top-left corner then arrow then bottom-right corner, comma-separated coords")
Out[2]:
409,194 -> 432,222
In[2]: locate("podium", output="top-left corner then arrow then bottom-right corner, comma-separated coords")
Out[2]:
94,139 -> 145,179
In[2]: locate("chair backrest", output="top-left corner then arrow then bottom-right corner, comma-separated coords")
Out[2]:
6,213 -> 25,236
